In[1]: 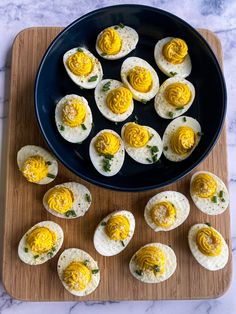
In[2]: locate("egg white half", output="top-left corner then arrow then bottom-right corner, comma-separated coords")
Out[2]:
188,223 -> 229,271
93,210 -> 135,256
162,116 -> 201,162
121,57 -> 159,102
144,191 -> 190,232
190,171 -> 229,215
154,37 -> 192,78
17,145 -> 58,184
18,221 -> 64,265
154,76 -> 195,119
94,79 -> 134,122
57,248 -> 100,296
63,47 -> 103,89
129,243 -> 177,283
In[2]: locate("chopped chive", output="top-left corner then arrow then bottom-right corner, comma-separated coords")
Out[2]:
102,81 -> 111,92
46,161 -> 52,165
183,117 -> 187,122
205,222 -> 212,227
141,99 -> 147,104
121,240 -> 125,247
176,106 -> 184,111
146,158 -> 152,163
77,47 -> 83,52
101,52 -> 107,56
168,111 -> 174,118
47,173 -> 56,179
211,196 -> 217,203
118,22 -> 125,28
81,123 -> 87,130
104,154 -> 114,160
149,134 -> 154,140
152,154 -> 158,163
47,251 -> 53,258
170,71 -> 177,76
219,190 -> 224,198
24,247 -> 28,253
135,269 -> 143,276
65,210 -> 77,217
164,146 -> 168,151
221,198 -> 225,202
83,259 -> 90,266
114,26 -> 119,30
92,269 -> 99,274
150,146 -> 159,154
88,75 -> 98,82
197,131 -> 204,136
52,247 -> 56,252
85,193 -> 91,202
101,221 -> 106,226
34,255 -> 39,259
153,265 -> 160,272
59,125 -> 65,131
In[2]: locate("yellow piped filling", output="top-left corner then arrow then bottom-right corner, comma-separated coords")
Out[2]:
63,261 -> 91,291
67,51 -> 94,76
135,246 -> 165,275
21,155 -> 48,183
162,38 -> 188,64
98,28 -> 122,55
124,122 -> 150,148
95,131 -> 120,155
47,187 -> 74,214
165,83 -> 191,107
192,173 -> 217,198
62,98 -> 86,128
150,201 -> 176,228
128,66 -> 153,93
26,227 -> 56,254
170,126 -> 196,155
105,214 -> 130,241
106,87 -> 132,114
196,227 -> 222,256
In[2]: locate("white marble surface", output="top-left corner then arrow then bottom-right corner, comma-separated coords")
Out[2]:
0,0 -> 236,313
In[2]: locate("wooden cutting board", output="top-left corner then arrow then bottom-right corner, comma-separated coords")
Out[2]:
1,27 -> 232,301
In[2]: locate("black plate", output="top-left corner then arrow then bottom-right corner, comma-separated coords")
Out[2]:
35,4 -> 226,192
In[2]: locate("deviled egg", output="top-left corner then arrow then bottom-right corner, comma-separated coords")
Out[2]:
18,221 -> 63,265
188,223 -> 229,271
154,37 -> 192,78
94,79 -> 134,122
144,191 -> 190,232
57,248 -> 100,296
89,129 -> 125,176
190,171 -> 229,215
162,116 -> 201,162
93,210 -> 135,256
121,122 -> 163,164
55,94 -> 93,143
129,243 -> 177,283
121,57 -> 159,102
96,24 -> 139,60
63,47 -> 103,89
17,145 -> 58,184
43,182 -> 92,219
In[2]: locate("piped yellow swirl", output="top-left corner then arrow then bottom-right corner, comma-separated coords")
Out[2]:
135,246 -> 165,275
105,214 -> 130,241
95,131 -> 120,155
47,187 -> 74,214
67,51 -> 93,76
62,98 -> 86,128
196,227 -> 222,256
192,173 -> 217,198
165,83 -> 191,107
63,261 -> 91,291
27,227 -> 56,254
21,155 -> 48,183
170,126 -> 195,155
106,87 -> 132,114
124,123 -> 150,148
128,66 -> 152,93
162,38 -> 188,64
98,28 -> 122,55
150,202 -> 176,228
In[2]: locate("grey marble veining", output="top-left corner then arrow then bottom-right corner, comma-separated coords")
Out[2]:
0,0 -> 236,313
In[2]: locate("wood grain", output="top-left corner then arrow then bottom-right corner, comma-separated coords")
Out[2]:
1,28 -> 232,301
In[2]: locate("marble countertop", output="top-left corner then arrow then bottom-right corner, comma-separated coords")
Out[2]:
0,0 -> 236,313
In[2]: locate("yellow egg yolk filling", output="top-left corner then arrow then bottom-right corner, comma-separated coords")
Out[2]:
192,173 -> 217,198
98,27 -> 122,55
128,66 -> 153,93
62,98 -> 86,128
162,38 -> 188,64
26,227 -> 56,254
21,155 -> 48,183
67,51 -> 94,76
150,201 -> 176,228
106,87 -> 132,114
95,132 -> 120,155
47,187 -> 74,214
196,227 -> 222,256
164,83 -> 191,107
135,246 -> 165,275
124,123 -> 150,148
105,214 -> 130,241
171,126 -> 196,155
63,261 -> 91,291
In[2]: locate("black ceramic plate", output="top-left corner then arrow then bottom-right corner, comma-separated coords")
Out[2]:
35,4 -> 226,192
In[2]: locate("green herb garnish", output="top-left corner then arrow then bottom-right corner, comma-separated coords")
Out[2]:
52,247 -> 56,252
24,247 -> 28,253
205,222 -> 212,227
103,158 -> 111,172
211,196 -> 217,203
183,117 -> 187,122
146,158 -> 152,163
150,146 -> 159,154
47,251 -> 54,258
104,154 -> 114,160
152,154 -> 158,163
149,134 -> 154,140
197,132 -> 204,136
65,210 -> 77,217
101,52 -> 107,56
176,107 -> 184,111
59,125 -> 65,131
102,81 -> 111,92
85,193 -> 91,202
88,75 -> 98,82
101,221 -> 107,226
91,122 -> 95,128
92,269 -> 100,274
221,198 -> 225,202
135,269 -> 143,276
46,161 -> 52,165
168,111 -> 174,118
164,146 -> 168,151
77,47 -> 83,52
219,190 -> 224,198
121,241 -> 125,247
114,26 -> 119,30
83,259 -> 90,266
47,173 -> 56,179
118,22 -> 125,28
81,123 -> 87,130
34,255 -> 39,259
170,71 -> 177,76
